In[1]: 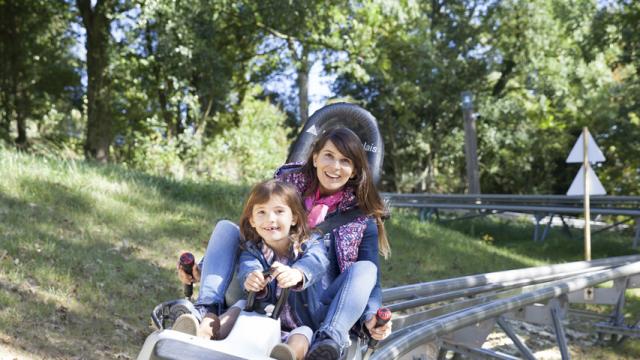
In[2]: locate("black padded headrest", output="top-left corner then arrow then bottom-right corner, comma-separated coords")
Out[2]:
286,103 -> 384,185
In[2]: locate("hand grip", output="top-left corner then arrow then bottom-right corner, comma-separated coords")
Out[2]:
179,252 -> 195,298
245,269 -> 273,312
367,308 -> 392,349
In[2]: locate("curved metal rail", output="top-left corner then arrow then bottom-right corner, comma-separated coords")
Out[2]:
373,255 -> 640,359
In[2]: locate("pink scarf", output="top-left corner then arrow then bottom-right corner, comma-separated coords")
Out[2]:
305,188 -> 345,228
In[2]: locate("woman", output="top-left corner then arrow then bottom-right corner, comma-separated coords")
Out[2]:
178,128 -> 392,359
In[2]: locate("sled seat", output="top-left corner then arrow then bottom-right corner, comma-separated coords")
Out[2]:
137,310 -> 280,360
152,338 -> 248,360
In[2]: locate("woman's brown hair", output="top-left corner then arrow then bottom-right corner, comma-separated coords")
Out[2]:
300,127 -> 390,258
239,180 -> 311,247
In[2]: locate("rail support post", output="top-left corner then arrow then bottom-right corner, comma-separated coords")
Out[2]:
550,299 -> 570,360
541,213 -> 554,242
533,213 -> 544,242
633,217 -> 640,249
497,317 -> 537,360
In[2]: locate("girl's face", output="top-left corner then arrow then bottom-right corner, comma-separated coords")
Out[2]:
313,140 -> 355,195
249,195 -> 296,251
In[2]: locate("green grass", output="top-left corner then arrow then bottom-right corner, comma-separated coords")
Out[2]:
0,149 -> 247,358
1,148 -> 639,358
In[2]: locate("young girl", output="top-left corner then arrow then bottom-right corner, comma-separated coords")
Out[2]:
176,180 -> 328,360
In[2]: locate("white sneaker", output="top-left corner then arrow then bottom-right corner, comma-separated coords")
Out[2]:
269,343 -> 296,360
172,313 -> 198,335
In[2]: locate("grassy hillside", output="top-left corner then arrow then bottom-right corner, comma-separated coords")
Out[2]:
1,148 -> 639,359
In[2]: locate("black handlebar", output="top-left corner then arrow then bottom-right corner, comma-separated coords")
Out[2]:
179,252 -> 196,299
244,268 -> 291,320
367,308 -> 392,349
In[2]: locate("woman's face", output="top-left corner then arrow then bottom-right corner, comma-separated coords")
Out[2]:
313,140 -> 355,195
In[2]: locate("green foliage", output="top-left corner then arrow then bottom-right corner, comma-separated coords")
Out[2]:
126,0 -> 262,138
205,92 -> 291,183
0,0 -> 80,145
333,0 -> 488,192
118,91 -> 290,183
331,0 -> 640,195
2,0 -> 640,196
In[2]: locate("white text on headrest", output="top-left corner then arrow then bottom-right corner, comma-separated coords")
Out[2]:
364,142 -> 378,153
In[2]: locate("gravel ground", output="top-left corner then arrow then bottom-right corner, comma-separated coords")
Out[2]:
483,318 -> 598,359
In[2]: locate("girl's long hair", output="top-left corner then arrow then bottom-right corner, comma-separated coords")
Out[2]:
300,127 -> 390,258
239,180 -> 311,247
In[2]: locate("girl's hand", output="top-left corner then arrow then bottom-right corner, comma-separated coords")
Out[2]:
365,316 -> 392,341
177,263 -> 201,284
244,270 -> 269,292
271,261 -> 303,288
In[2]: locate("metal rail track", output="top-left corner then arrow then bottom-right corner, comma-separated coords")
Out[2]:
373,255 -> 640,359
382,193 -> 640,245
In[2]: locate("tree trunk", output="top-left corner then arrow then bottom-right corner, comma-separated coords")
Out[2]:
12,61 -> 27,147
491,59 -> 515,97
2,0 -> 28,146
289,40 -> 310,127
381,112 -> 398,192
0,93 -> 10,141
15,97 -> 27,147
297,50 -> 309,126
144,25 -> 175,138
78,0 -> 113,163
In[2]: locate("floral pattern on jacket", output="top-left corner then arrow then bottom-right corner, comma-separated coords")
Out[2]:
274,162 -> 369,273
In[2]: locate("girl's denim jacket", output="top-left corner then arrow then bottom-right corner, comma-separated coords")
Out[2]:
237,234 -> 329,327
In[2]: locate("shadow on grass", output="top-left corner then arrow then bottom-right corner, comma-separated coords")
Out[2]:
16,178 -> 95,214
0,191 -> 181,358
0,172 -> 250,358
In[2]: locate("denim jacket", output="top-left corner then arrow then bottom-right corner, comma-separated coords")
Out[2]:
237,234 -> 329,328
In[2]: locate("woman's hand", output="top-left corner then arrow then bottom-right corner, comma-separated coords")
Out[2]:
177,262 -> 201,284
365,315 -> 392,341
244,270 -> 269,292
271,261 -> 303,288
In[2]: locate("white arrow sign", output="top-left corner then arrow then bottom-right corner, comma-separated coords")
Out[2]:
566,130 -> 605,163
566,165 -> 606,195
305,125 -> 318,136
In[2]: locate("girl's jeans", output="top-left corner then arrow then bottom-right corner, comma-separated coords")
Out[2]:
316,260 -> 377,349
194,220 -> 242,316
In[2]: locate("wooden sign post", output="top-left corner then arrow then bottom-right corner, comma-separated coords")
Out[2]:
566,128 -> 606,261
582,128 -> 591,260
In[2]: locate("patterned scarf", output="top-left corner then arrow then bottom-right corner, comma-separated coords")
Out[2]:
304,188 -> 345,228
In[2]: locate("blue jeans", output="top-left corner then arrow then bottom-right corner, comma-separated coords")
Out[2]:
194,220 -> 242,315
315,260 -> 377,349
